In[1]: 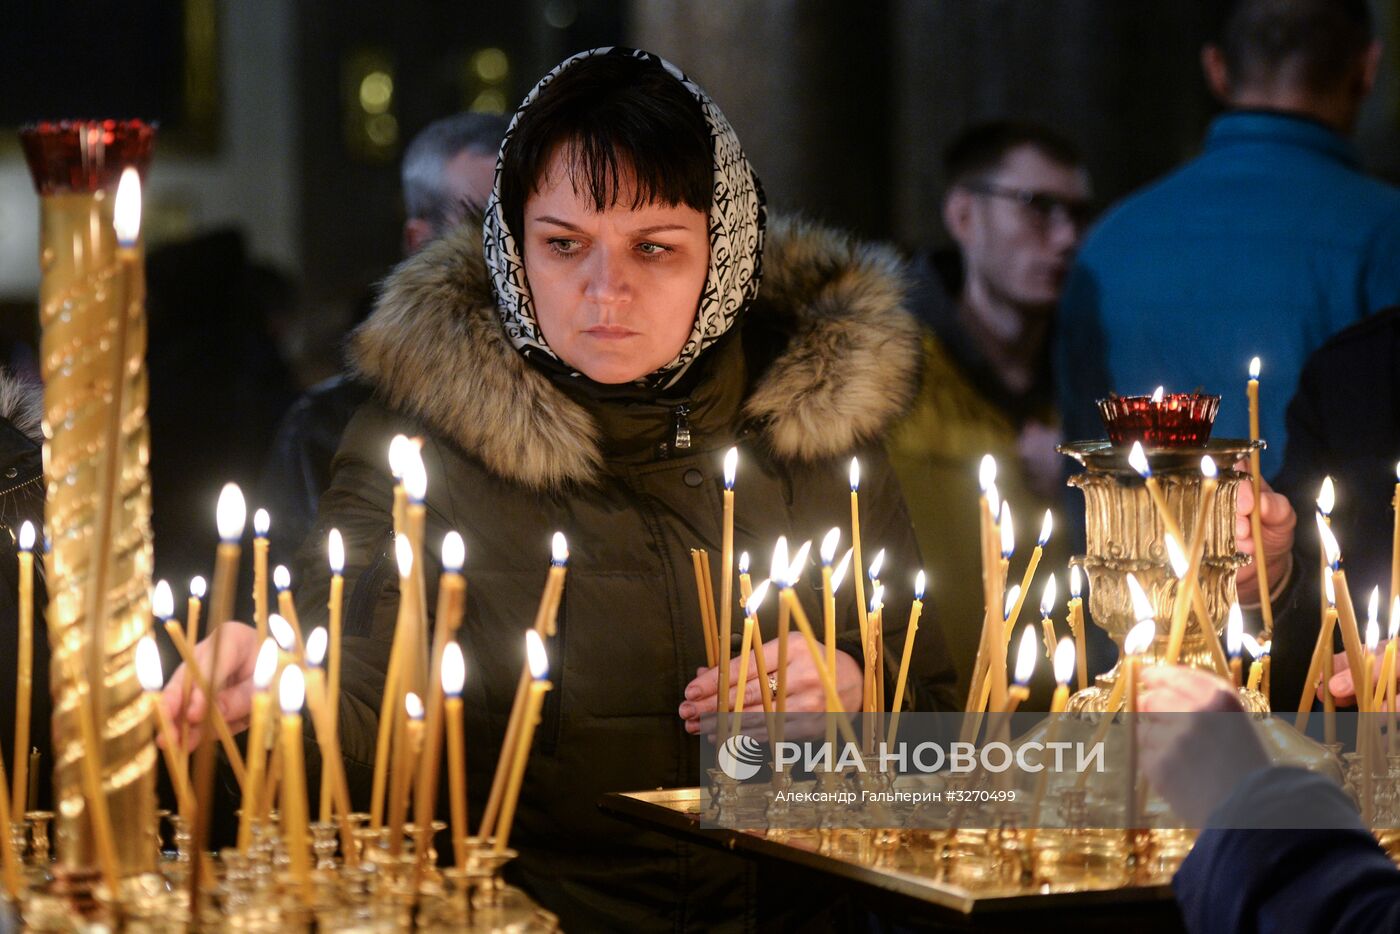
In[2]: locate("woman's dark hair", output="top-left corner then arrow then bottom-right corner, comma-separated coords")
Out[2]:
499,52 -> 713,239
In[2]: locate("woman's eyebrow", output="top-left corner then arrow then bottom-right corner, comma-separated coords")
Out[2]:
532,214 -> 583,231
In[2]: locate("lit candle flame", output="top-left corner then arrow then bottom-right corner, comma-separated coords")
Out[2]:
1396,462 -> 1400,483
820,528 -> 840,565
279,665 -> 305,714
441,642 -> 465,696
985,481 -> 1001,518
551,532 -> 568,565
1248,356 -> 1261,380
1038,510 -> 1053,547
869,584 -> 885,615
1369,586 -> 1381,628
746,579 -> 771,617
442,531 -> 465,573
1070,565 -> 1082,599
770,537 -> 789,588
1128,441 -> 1150,478
1014,626 -> 1037,685
1151,386 -> 1164,404
787,540 -> 813,585
914,570 -> 926,601
405,692 -> 424,720
253,509 -> 270,538
135,635 -> 163,693
113,167 -> 141,247
253,639 -> 278,690
1241,632 -> 1262,660
18,521 -> 34,552
396,534 -> 413,577
388,435 -> 414,480
1000,502 -> 1014,558
190,576 -> 207,599
868,548 -> 885,582
1040,574 -> 1057,618
1392,596 -> 1400,641
849,457 -> 860,492
1125,619 -> 1156,656
402,447 -> 428,503
978,454 -> 997,493
1003,584 -> 1022,621
328,528 -> 345,574
1164,532 -> 1189,580
831,549 -> 853,592
305,627 -> 327,667
1315,512 -> 1341,569
1317,476 -> 1335,516
723,447 -> 738,490
1126,573 -> 1154,622
1226,603 -> 1244,656
269,614 -> 296,652
152,579 -> 174,620
216,483 -> 247,542
1201,455 -> 1218,480
1367,617 -> 1381,653
273,564 -> 292,592
1053,637 -> 1075,685
526,629 -> 548,680
738,551 -> 750,575
1324,571 -> 1336,607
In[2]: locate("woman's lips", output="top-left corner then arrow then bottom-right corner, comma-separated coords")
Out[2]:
583,327 -> 639,340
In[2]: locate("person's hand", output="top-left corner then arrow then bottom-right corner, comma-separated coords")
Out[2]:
1233,465 -> 1295,604
161,622 -> 262,751
1321,650 -> 1397,709
1138,665 -> 1269,825
679,634 -> 862,735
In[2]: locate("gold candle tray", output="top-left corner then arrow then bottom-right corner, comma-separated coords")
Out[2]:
599,787 -> 1183,928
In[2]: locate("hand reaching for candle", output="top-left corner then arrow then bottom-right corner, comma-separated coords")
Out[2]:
161,621 -> 262,750
1233,464 -> 1296,605
679,633 -> 862,734
1321,651 -> 1397,709
1138,665 -> 1269,826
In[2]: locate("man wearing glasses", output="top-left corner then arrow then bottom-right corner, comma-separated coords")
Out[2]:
890,121 -> 1091,701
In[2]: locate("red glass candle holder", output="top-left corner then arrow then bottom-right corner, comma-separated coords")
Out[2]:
18,120 -> 155,194
1097,392 -> 1220,448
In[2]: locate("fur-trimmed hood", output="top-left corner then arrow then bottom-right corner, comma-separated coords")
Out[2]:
350,215 -> 920,490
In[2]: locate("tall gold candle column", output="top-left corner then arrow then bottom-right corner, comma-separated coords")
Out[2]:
21,122 -> 158,877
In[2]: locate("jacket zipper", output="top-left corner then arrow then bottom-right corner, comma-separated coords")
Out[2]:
672,404 -> 691,453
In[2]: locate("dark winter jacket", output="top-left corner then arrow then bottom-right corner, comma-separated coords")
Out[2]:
290,215 -> 959,931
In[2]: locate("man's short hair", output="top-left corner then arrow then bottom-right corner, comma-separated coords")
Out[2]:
943,121 -> 1083,189
1213,0 -> 1373,95
401,112 -> 509,224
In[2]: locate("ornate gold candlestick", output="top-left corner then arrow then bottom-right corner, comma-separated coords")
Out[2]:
19,120 -> 157,877
1059,440 -> 1257,712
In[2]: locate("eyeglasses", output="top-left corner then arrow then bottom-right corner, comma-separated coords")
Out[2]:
961,180 -> 1095,230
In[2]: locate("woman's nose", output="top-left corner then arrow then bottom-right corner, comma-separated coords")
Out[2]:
582,247 -> 631,305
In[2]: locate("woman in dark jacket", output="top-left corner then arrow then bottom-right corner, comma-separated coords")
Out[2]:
165,48 -> 958,929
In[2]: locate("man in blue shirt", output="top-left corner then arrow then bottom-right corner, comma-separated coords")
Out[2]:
1057,0 -> 1400,477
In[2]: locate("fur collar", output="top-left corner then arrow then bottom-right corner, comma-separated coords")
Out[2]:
350,216 -> 920,490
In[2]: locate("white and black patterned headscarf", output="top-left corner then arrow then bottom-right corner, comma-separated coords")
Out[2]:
483,47 -> 766,389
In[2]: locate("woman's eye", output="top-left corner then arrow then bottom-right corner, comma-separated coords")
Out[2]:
637,242 -> 672,256
547,238 -> 580,255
